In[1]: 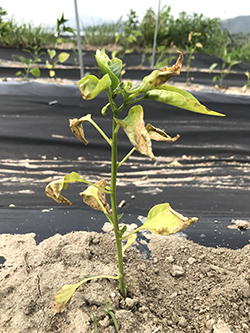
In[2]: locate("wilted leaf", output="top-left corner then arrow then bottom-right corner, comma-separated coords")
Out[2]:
45,171 -> 92,205
52,281 -> 83,314
69,114 -> 92,144
144,85 -> 225,116
146,124 -> 180,142
80,179 -> 111,214
136,203 -> 198,236
95,49 -> 122,91
78,74 -> 111,100
115,105 -> 155,160
122,234 -> 137,255
138,51 -> 183,93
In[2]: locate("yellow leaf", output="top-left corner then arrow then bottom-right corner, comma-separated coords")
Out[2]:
80,179 -> 111,214
116,105 -> 155,160
52,281 -> 82,314
122,234 -> 137,255
136,203 -> 198,236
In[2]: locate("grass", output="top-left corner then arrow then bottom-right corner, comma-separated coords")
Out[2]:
1,17 -> 54,47
82,19 -> 122,47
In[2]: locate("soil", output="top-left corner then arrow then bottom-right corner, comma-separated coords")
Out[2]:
1,221 -> 250,333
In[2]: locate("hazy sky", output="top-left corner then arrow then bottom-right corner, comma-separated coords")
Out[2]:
3,0 -> 250,27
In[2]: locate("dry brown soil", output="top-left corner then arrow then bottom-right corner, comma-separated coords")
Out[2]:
1,222 -> 250,333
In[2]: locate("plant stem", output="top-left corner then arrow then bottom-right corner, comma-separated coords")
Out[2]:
118,147 -> 136,168
110,111 -> 126,297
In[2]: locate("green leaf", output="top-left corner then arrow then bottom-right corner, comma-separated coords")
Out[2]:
120,225 -> 127,236
144,85 -> 225,116
136,203 -> 199,235
58,52 -> 70,63
18,56 -> 31,65
15,71 -> 22,76
209,63 -> 218,73
30,67 -> 40,77
78,74 -> 111,100
95,49 -> 122,91
48,49 -> 56,59
52,281 -> 83,313
45,171 -> 94,205
115,105 -> 155,160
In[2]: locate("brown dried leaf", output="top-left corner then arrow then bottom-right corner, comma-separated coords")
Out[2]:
80,179 -> 111,214
69,117 -> 89,145
45,179 -> 72,206
146,123 -> 180,142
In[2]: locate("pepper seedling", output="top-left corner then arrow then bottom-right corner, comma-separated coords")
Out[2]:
45,49 -> 224,313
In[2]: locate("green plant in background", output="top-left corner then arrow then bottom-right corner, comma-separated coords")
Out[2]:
149,45 -> 175,69
4,18 -> 53,48
185,31 -> 203,85
0,7 -> 10,44
209,46 -> 240,88
13,45 -> 45,80
140,5 -> 173,47
45,49 -> 224,314
242,71 -> 250,92
45,13 -> 73,78
46,49 -> 70,78
83,19 -> 122,47
114,9 -> 142,59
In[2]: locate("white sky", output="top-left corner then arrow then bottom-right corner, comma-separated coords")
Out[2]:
3,0 -> 250,27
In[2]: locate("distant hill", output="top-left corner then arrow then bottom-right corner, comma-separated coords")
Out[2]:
221,16 -> 250,34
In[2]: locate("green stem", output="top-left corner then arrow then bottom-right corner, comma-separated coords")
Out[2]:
118,147 -> 136,168
88,118 -> 112,146
110,112 -> 126,297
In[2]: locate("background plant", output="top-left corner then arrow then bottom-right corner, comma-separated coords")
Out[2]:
209,45 -> 240,88
82,19 -> 122,47
140,5 -> 173,47
45,13 -> 73,78
0,7 -> 10,44
114,10 -> 142,58
185,31 -> 203,85
44,49 -> 224,314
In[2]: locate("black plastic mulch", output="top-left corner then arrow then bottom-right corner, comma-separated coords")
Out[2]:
0,47 -> 250,249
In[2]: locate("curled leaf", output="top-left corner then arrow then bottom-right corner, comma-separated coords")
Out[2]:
146,124 -> 180,142
95,49 -> 122,91
69,114 -> 92,144
80,179 -> 111,214
116,105 -> 155,160
78,74 -> 111,100
52,281 -> 83,314
45,171 -> 93,205
138,51 -> 183,93
136,203 -> 198,236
